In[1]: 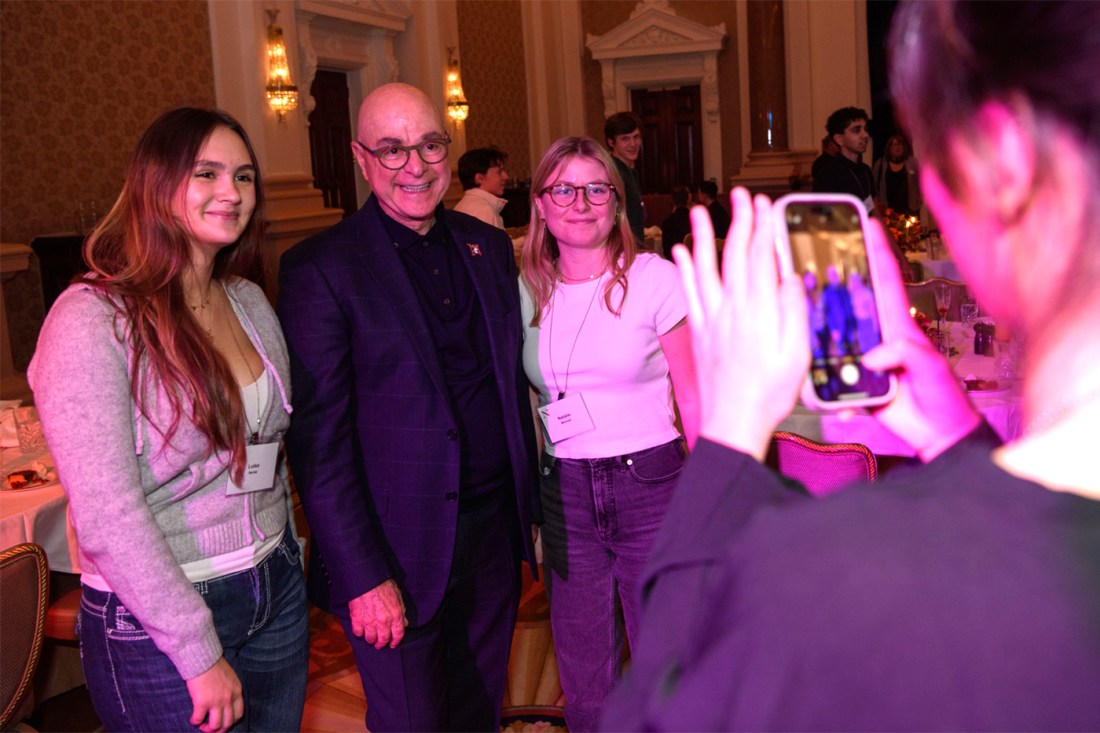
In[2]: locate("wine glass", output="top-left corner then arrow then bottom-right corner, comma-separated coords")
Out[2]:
934,282 -> 952,353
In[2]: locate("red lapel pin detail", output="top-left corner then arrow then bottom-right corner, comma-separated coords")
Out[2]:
467,243 -> 482,256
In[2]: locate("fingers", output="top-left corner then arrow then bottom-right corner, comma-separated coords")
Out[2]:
349,581 -> 408,650
187,661 -> 243,733
191,700 -> 210,729
389,614 -> 406,648
864,219 -> 922,341
689,205 -> 723,317
673,244 -> 704,331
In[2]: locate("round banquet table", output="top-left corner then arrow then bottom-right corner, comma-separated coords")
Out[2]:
779,321 -> 1023,457
1,445 -> 80,572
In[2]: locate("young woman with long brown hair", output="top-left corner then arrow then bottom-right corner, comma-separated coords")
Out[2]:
29,108 -> 307,733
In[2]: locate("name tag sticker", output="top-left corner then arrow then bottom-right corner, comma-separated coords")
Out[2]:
226,442 -> 279,495
537,392 -> 596,444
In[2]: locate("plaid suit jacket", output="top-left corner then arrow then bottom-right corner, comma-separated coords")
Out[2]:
278,199 -> 539,621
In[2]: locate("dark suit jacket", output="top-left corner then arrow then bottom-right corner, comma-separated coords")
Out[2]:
277,199 -> 540,623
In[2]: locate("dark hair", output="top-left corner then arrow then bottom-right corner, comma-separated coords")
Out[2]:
82,107 -> 265,481
884,133 -> 912,161
522,136 -> 636,327
697,180 -> 719,200
826,107 -> 870,137
889,0 -> 1100,329
604,111 -> 642,145
457,147 -> 507,191
671,185 -> 691,208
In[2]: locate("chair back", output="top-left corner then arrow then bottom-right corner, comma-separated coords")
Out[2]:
0,543 -> 49,729
904,277 -> 968,321
772,431 -> 877,498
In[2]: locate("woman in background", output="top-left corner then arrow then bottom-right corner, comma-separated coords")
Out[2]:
520,136 -> 697,731
603,0 -> 1100,728
29,108 -> 307,733
872,133 -> 922,216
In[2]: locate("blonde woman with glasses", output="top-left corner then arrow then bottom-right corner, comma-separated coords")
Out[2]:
519,136 -> 698,731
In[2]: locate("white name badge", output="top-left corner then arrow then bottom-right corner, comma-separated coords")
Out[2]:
863,195 -> 875,214
226,442 -> 279,495
538,392 -> 596,444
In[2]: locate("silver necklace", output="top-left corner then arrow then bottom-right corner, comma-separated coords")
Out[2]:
547,274 -> 601,401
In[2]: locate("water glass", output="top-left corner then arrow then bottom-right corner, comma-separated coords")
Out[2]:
14,406 -> 45,453
960,301 -> 979,326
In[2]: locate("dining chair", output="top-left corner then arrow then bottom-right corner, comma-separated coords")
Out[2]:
772,431 -> 877,498
0,543 -> 49,730
904,277 -> 968,321
44,588 -> 81,643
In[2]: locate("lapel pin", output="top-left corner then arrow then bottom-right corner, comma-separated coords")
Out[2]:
467,243 -> 482,256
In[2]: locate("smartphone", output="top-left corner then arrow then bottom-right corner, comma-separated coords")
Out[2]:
773,193 -> 897,410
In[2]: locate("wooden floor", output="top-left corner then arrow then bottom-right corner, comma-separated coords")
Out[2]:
303,571 -> 568,732
301,606 -> 369,731
29,586 -> 567,732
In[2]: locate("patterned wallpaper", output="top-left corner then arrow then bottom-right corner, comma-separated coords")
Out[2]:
580,0 -> 743,185
0,0 -> 215,371
0,0 -> 216,246
456,0 -> 531,181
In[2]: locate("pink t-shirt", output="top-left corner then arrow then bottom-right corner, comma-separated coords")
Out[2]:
520,253 -> 687,459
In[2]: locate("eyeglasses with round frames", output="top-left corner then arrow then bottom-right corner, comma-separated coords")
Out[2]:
355,136 -> 452,170
538,182 -> 617,207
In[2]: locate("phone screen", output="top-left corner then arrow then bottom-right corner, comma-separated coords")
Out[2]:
782,200 -> 892,403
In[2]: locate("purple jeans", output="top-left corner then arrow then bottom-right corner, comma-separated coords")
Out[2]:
540,439 -> 685,732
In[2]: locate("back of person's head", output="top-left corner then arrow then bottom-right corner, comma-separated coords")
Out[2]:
457,147 -> 507,191
604,111 -> 642,145
87,107 -> 264,288
826,107 -> 870,137
697,180 -> 719,201
523,136 -> 636,325
890,0 -> 1100,320
671,185 -> 691,208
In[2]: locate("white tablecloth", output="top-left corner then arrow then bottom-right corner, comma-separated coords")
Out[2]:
0,446 -> 80,572
909,252 -> 963,281
779,322 -> 1023,456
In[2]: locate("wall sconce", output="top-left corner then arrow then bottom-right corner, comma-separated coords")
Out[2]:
265,9 -> 298,123
445,47 -> 470,125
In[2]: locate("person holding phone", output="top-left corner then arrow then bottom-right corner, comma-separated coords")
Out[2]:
520,136 -> 698,731
28,108 -> 308,733
601,0 -> 1100,728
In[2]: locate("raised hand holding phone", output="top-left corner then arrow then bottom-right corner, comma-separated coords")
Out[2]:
773,194 -> 897,410
672,188 -> 809,462
857,219 -> 981,461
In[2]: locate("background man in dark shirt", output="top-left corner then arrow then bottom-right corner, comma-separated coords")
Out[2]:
695,179 -> 731,235
660,185 -> 693,259
813,106 -> 875,212
604,111 -> 646,244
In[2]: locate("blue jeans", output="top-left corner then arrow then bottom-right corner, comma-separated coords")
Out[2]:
78,533 -> 309,732
540,439 -> 685,732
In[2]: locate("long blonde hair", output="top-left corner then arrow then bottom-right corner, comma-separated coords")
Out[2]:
521,136 -> 638,326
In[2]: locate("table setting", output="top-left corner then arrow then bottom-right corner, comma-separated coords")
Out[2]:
779,314 -> 1023,457
1,402 -> 80,572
